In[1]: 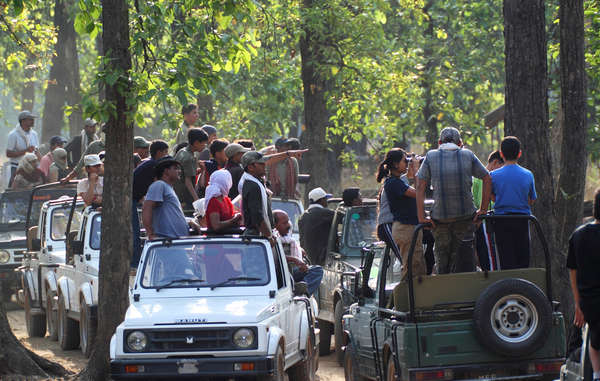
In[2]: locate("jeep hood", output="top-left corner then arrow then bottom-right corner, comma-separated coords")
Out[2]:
124,296 -> 275,326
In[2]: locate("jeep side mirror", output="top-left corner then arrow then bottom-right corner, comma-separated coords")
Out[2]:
293,281 -> 308,296
27,226 -> 39,252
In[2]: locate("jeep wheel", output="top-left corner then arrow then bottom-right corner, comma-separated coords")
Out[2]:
288,333 -> 317,381
334,301 -> 346,365
58,294 -> 79,350
344,342 -> 366,381
25,288 -> 46,338
474,278 -> 551,357
386,356 -> 397,381
318,318 -> 332,355
46,290 -> 58,341
262,344 -> 286,381
79,302 -> 97,358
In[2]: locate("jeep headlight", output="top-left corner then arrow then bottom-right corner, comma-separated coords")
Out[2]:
0,250 -> 10,264
126,331 -> 147,352
233,328 -> 255,348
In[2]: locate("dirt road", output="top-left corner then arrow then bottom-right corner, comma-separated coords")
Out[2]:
7,309 -> 345,380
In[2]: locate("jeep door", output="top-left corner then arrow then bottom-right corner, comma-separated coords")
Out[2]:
318,209 -> 344,321
272,242 -> 299,356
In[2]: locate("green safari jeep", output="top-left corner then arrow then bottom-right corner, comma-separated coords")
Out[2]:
343,215 -> 566,381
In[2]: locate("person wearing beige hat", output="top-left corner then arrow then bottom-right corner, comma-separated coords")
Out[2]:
11,152 -> 44,190
77,154 -> 104,206
6,110 -> 40,187
65,117 -> 98,168
224,143 -> 250,198
133,136 -> 150,160
48,148 -> 70,183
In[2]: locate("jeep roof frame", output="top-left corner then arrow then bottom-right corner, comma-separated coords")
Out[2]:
25,181 -> 79,233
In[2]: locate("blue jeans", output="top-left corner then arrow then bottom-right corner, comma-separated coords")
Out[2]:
293,265 -> 323,296
131,200 -> 141,268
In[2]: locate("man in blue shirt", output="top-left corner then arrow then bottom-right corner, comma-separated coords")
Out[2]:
142,156 -> 201,240
491,136 -> 537,269
131,140 -> 169,267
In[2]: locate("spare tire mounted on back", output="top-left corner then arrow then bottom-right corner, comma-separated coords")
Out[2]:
473,278 -> 552,357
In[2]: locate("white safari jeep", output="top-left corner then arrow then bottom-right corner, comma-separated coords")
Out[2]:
110,233 -> 319,380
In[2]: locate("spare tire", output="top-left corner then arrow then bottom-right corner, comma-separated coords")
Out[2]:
473,278 -> 551,357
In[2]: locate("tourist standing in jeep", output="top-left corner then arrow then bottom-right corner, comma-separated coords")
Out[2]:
567,188 -> 600,381
299,187 -> 334,265
416,127 -> 491,273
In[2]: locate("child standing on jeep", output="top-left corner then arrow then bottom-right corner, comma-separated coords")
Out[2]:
490,136 -> 537,269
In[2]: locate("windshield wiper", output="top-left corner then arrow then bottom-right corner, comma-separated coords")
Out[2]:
156,278 -> 205,291
209,277 -> 261,290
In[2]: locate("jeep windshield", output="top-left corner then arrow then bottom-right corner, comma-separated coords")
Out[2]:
141,242 -> 271,289
344,205 -> 378,249
0,190 -> 32,229
50,205 -> 83,241
271,199 -> 302,234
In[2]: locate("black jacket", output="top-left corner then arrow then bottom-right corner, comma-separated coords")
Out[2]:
298,206 -> 334,265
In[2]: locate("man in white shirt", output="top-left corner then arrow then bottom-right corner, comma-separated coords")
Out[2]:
6,110 -> 40,186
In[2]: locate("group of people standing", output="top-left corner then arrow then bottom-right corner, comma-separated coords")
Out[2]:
375,126 -> 537,279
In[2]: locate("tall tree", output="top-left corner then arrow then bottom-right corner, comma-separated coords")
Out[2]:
78,0 -> 133,378
503,0 -> 573,325
41,0 -> 82,141
556,0 -> 587,247
299,0 -> 337,194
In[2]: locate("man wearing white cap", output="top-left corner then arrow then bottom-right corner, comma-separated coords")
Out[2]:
77,154 -> 104,206
6,110 -> 40,187
298,187 -> 334,265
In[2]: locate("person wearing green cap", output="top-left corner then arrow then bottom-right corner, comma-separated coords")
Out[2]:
134,136 -> 150,160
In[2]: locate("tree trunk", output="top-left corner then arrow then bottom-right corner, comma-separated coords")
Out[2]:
41,0 -> 74,141
64,0 -> 84,138
197,93 -> 215,126
556,0 -> 587,247
78,0 -> 133,379
504,0 -> 573,335
21,58 -> 35,112
0,282 -> 69,378
299,0 -> 340,196
422,1 -> 439,150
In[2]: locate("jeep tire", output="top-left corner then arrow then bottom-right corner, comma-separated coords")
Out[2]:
46,290 -> 58,341
58,294 -> 79,350
473,278 -> 551,357
25,288 -> 46,337
344,342 -> 366,381
288,333 -> 317,381
334,301 -> 345,365
262,344 -> 286,381
318,318 -> 332,355
79,302 -> 97,358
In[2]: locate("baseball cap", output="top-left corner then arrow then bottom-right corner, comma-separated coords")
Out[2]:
84,118 -> 97,127
84,154 -> 102,167
134,136 -> 150,148
241,151 -> 267,168
18,110 -> 38,121
308,187 -> 332,203
224,143 -> 250,159
49,136 -> 67,146
439,127 -> 461,144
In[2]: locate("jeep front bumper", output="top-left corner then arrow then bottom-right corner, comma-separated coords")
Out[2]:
110,355 -> 274,379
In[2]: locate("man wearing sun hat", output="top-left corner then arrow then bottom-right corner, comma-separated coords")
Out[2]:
298,187 -> 334,265
6,110 -> 40,186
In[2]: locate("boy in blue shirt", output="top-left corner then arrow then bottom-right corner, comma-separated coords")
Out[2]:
491,136 -> 537,269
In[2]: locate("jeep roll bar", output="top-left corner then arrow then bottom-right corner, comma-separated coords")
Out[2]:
404,214 -> 553,322
25,181 -> 79,233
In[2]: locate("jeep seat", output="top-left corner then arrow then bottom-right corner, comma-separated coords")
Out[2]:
392,268 -> 547,312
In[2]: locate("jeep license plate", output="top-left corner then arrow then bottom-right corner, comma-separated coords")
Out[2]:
177,360 -> 199,374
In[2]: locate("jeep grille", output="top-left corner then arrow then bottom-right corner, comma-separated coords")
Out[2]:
125,327 -> 258,352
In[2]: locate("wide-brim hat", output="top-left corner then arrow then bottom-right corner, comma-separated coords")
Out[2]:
241,151 -> 267,168
18,110 -> 38,121
224,143 -> 250,159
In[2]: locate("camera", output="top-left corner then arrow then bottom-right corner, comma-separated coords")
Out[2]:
407,154 -> 424,164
